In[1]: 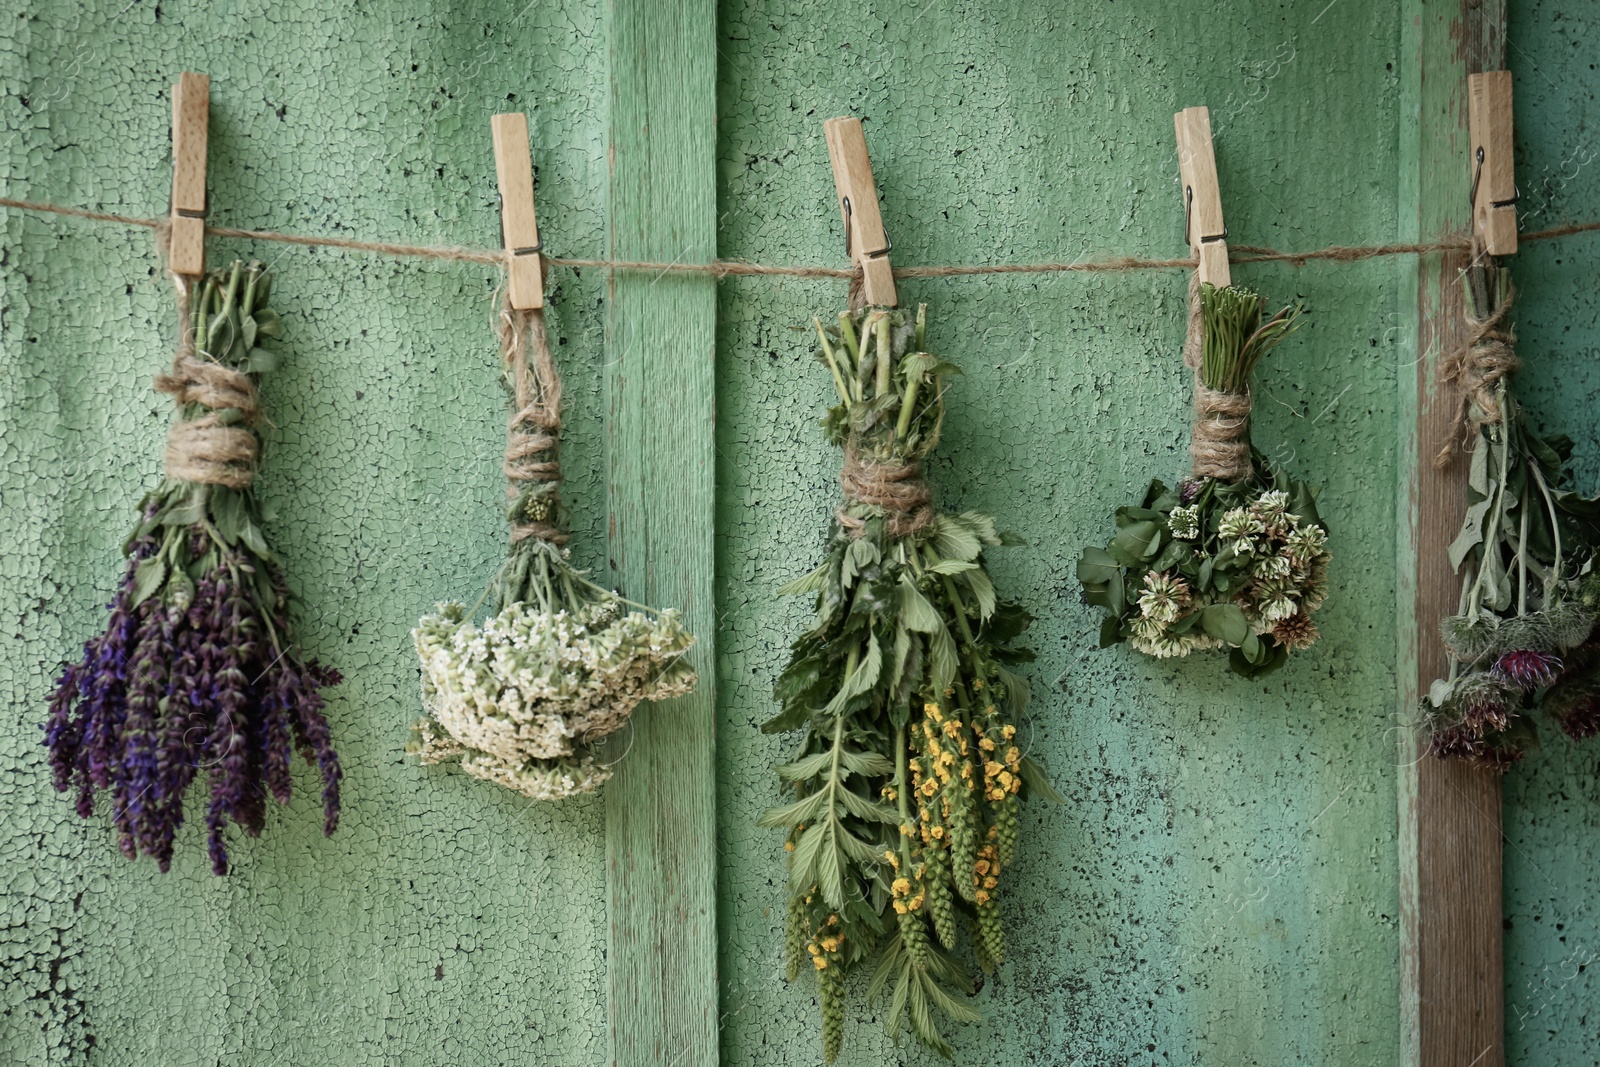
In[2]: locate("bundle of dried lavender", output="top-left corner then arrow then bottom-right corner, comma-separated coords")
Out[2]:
45,261 -> 341,875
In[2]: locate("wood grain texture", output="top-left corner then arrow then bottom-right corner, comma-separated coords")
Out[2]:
168,72 -> 208,276
1467,72 -> 1517,257
1174,105 -> 1230,288
603,0 -> 719,1065
490,112 -> 544,309
1397,3 -> 1507,1065
822,117 -> 896,307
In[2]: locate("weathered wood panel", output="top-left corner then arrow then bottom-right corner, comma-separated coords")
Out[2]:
603,0 -> 720,1064
1396,2 -> 1507,1065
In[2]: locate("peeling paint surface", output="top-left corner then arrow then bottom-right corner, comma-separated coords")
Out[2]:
1502,4 -> 1600,1062
1,3 -> 611,1063
714,2 -> 1404,1064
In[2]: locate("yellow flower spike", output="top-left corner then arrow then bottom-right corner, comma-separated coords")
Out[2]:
972,679 -> 984,690
891,877 -> 911,896
985,760 -> 1004,778
908,894 -> 924,910
1005,746 -> 1021,765
814,956 -> 829,970
940,751 -> 955,767
784,841 -> 796,852
979,737 -> 996,751
820,937 -> 840,952
920,779 -> 939,797
883,850 -> 898,864
892,900 -> 908,914
983,876 -> 999,890
974,859 -> 990,876
975,890 -> 991,905
1009,777 -> 1022,794
930,825 -> 945,840
1001,724 -> 1017,740
998,770 -> 1014,788
988,788 -> 1006,801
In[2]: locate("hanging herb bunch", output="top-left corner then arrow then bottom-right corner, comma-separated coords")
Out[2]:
762,304 -> 1061,1062
1421,253 -> 1600,768
1076,281 -> 1329,677
411,300 -> 696,801
44,261 -> 342,875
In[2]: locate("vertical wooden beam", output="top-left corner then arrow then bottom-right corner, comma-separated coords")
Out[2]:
603,1 -> 719,1065
1397,3 -> 1507,1065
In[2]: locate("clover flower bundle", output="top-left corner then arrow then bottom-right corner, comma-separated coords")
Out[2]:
761,305 -> 1060,1062
1078,282 -> 1328,677
1421,256 -> 1600,769
411,304 -> 696,801
44,261 -> 342,875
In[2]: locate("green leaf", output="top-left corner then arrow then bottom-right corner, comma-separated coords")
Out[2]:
964,568 -> 996,620
757,790 -> 828,828
899,576 -> 941,633
837,786 -> 899,824
825,633 -> 882,714
1098,616 -> 1123,648
210,488 -> 245,546
1076,546 -> 1121,586
836,824 -> 888,864
237,518 -> 271,561
929,622 -> 959,696
1112,520 -> 1163,563
130,556 -> 167,608
1199,603 -> 1250,647
816,825 -> 846,908
956,510 -> 1000,546
926,560 -> 978,575
932,516 -> 982,562
777,562 -> 829,596
789,820 -> 827,893
839,749 -> 895,777
1018,756 -> 1066,803
252,307 -> 282,338
776,751 -> 833,782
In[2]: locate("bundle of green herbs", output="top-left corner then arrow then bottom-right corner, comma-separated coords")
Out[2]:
1421,255 -> 1600,768
411,303 -> 695,800
1077,282 -> 1329,677
45,261 -> 342,875
762,304 -> 1061,1062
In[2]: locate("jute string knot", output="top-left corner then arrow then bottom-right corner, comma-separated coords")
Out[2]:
154,274 -> 261,491
1182,271 -> 1252,482
499,300 -> 568,546
1435,260 -> 1519,467
838,442 -> 934,539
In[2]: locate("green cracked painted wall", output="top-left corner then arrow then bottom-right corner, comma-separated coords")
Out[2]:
0,2 -> 615,1063
713,2 -> 1404,1065
0,0 -> 1594,1065
1501,2 -> 1600,1063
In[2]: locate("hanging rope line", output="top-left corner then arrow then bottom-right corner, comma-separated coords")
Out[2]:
2,194 -> 1598,280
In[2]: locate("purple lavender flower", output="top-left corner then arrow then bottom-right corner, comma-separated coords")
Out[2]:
1491,649 -> 1562,690
1178,479 -> 1203,504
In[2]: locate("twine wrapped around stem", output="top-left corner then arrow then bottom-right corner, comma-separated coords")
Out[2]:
1435,242 -> 1521,467
153,273 -> 262,490
498,299 -> 569,546
1183,272 -> 1253,482
837,441 -> 933,539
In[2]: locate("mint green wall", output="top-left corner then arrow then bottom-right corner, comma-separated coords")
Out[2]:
1,0 -> 1593,1065
0,3 -> 614,1063
1502,3 -> 1600,1063
714,3 -> 1402,1064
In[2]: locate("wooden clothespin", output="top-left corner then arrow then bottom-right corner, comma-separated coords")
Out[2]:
491,112 -> 544,309
1468,71 -> 1517,257
823,117 -> 896,308
1174,105 -> 1230,288
168,72 -> 210,277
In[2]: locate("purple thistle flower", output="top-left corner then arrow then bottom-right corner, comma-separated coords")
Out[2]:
1491,649 -> 1562,690
1558,695 -> 1600,742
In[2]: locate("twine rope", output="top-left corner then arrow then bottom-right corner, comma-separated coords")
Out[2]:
838,442 -> 934,539
1435,242 -> 1522,466
1182,272 -> 1254,482
3,195 -> 1598,280
499,298 -> 568,546
152,273 -> 262,490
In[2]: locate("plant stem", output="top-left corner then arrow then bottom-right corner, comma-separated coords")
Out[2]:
816,318 -> 851,406
874,313 -> 892,400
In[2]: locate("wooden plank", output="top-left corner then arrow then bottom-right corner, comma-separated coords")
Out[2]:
1174,105 -> 1230,288
603,0 -> 719,1065
490,112 -> 544,310
168,72 -> 209,276
823,117 -> 896,307
1468,72 -> 1518,256
1396,3 -> 1507,1065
